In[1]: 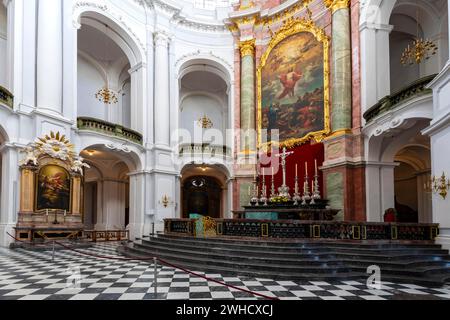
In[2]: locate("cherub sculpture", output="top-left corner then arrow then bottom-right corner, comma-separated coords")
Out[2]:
71,157 -> 90,175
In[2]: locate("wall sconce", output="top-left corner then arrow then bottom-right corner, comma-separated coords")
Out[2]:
431,173 -> 450,200
159,195 -> 173,208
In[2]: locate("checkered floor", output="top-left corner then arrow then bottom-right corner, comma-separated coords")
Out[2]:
0,243 -> 449,301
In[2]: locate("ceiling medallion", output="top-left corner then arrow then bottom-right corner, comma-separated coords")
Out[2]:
95,87 -> 118,105
198,115 -> 213,129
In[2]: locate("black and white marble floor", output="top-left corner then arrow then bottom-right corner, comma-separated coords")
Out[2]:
0,243 -> 449,301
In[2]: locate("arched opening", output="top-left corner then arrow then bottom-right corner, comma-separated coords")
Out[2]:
77,12 -> 140,131
180,164 -> 229,219
389,1 -> 448,92
179,60 -> 231,148
0,3 -> 7,87
394,145 -> 432,223
80,146 -> 135,231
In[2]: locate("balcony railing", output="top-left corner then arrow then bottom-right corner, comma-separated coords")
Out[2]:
179,143 -> 232,158
363,74 -> 437,123
0,86 -> 13,109
77,117 -> 143,144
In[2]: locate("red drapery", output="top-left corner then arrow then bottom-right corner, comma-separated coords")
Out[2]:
258,143 -> 325,196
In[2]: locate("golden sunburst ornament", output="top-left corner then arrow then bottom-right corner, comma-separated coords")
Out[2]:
35,132 -> 76,161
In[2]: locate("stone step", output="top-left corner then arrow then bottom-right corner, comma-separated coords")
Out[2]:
118,245 -> 449,287
136,239 -> 450,270
142,237 -> 450,261
119,245 -> 365,282
156,233 -> 442,249
133,241 -> 450,277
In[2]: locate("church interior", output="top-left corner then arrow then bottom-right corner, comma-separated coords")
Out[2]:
0,0 -> 449,301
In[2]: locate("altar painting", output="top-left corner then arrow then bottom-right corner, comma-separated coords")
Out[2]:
260,31 -> 328,147
36,165 -> 71,211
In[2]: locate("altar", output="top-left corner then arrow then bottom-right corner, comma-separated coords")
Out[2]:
239,148 -> 339,221
13,132 -> 89,243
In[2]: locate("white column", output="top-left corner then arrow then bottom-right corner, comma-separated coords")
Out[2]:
360,23 -> 393,116
103,180 -> 126,230
129,63 -> 146,135
365,162 -> 397,222
128,172 -> 145,240
95,180 -> 104,230
0,147 -> 19,247
153,32 -> 170,146
146,27 -> 154,146
37,0 -> 63,115
416,172 -> 432,223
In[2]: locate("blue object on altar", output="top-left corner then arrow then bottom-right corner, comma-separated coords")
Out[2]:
245,212 -> 279,220
189,214 -> 204,237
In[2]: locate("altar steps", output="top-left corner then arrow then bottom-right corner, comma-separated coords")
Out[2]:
119,234 -> 450,287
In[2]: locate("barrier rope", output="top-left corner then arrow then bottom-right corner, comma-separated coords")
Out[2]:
6,232 -> 279,301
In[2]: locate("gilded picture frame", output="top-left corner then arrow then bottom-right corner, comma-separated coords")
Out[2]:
257,17 -> 331,149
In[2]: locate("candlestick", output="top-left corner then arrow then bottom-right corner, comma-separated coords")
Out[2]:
305,162 -> 308,177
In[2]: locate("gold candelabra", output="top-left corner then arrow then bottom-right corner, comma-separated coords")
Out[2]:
95,87 -> 118,104
198,115 -> 213,129
430,173 -> 450,200
401,38 -> 438,66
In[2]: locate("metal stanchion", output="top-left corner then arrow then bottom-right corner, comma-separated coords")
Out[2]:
154,257 -> 158,296
52,241 -> 55,261
151,223 -> 155,236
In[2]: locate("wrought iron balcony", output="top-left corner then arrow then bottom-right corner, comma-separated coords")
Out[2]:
179,143 -> 232,158
0,86 -> 13,109
363,74 -> 436,123
77,117 -> 143,144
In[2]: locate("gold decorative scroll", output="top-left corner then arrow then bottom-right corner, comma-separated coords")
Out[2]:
257,17 -> 331,149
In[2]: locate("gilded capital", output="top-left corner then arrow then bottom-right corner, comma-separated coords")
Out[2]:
239,0 -> 255,11
239,39 -> 256,58
324,0 -> 350,13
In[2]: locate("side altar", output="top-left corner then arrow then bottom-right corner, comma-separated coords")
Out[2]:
14,132 -> 90,243
234,148 -> 339,221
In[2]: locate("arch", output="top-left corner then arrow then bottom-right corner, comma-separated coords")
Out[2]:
177,56 -> 232,87
360,0 -> 397,26
77,139 -> 143,173
74,8 -> 144,67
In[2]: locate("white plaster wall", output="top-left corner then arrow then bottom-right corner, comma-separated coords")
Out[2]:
180,94 -> 225,143
77,55 -> 107,120
0,5 -> 7,87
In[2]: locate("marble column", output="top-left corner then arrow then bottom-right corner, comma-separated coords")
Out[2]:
37,0 -> 63,115
154,32 -> 170,147
327,0 -> 352,133
239,39 -> 256,152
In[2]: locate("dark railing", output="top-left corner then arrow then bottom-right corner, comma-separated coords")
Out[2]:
363,74 -> 436,123
179,143 -> 232,158
84,230 -> 129,242
0,86 -> 13,109
77,117 -> 143,144
164,218 -> 439,241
